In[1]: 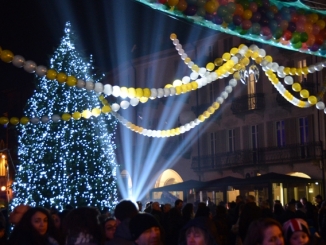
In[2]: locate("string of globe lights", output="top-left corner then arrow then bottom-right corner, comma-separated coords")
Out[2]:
1,34 -> 326,137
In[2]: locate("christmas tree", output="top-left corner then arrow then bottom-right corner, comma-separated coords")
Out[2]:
11,22 -> 118,210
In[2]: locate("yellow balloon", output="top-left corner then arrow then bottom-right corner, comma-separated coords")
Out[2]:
143,88 -> 151,98
198,115 -> 205,122
0,50 -> 14,63
135,88 -> 143,98
0,117 -> 8,125
184,57 -> 191,64
230,48 -> 239,56
233,71 -> 241,80
20,117 -> 29,125
139,97 -> 148,103
98,95 -> 105,101
102,105 -> 111,114
62,113 -> 71,121
212,102 -> 220,110
170,33 -> 177,40
308,96 -> 317,105
191,64 -> 199,72
214,58 -> 223,66
264,55 -> 273,62
181,84 -> 187,93
255,57 -> 263,64
203,111 -> 210,118
222,53 -> 231,61
72,112 -> 81,120
46,69 -> 57,80
186,83 -> 192,91
92,108 -> 101,117
300,89 -> 309,98
175,86 -> 182,95
164,84 -> 173,88
289,68 -> 296,75
56,72 -> 67,83
9,117 -> 19,125
191,82 -> 198,90
206,62 -> 215,71
66,76 -> 77,86
302,67 -> 309,75
82,110 -> 92,119
292,83 -> 302,92
167,0 -> 179,7
128,87 -> 136,98
316,20 -> 326,30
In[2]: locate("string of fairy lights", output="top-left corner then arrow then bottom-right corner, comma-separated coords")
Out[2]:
1,33 -> 326,138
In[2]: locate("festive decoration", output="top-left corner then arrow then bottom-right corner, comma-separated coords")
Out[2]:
11,22 -> 118,210
135,0 -> 326,57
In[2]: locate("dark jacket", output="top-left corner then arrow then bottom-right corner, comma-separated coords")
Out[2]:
238,202 -> 262,242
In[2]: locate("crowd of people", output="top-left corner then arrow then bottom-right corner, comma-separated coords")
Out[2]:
0,194 -> 325,245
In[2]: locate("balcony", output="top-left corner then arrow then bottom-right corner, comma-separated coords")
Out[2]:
191,141 -> 323,172
231,93 -> 265,115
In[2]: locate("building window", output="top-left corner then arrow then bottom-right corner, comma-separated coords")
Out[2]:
228,129 -> 235,152
251,125 -> 258,149
210,132 -> 217,155
297,59 -> 307,83
276,121 -> 285,147
299,117 -> 308,144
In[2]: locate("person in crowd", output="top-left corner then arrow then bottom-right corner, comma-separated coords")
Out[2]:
162,204 -> 171,214
195,205 -> 212,219
273,202 -> 285,224
8,207 -> 59,245
238,195 -> 262,242
150,202 -> 164,226
63,206 -> 102,245
315,195 -> 323,210
233,195 -> 245,225
9,205 -> 30,226
103,217 -> 117,244
213,205 -> 230,245
129,213 -> 163,245
282,218 -> 310,245
144,202 -> 153,213
181,203 -> 194,227
206,198 -> 216,216
164,199 -> 184,245
295,202 -> 307,221
243,218 -> 284,245
107,200 -> 138,245
136,202 -> 143,212
174,199 -> 184,214
280,201 -> 297,224
178,216 -> 219,245
261,200 -> 274,219
318,201 -> 326,242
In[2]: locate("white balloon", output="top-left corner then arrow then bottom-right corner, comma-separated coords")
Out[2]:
216,97 -> 224,104
52,114 -> 61,122
179,126 -> 185,133
188,61 -> 194,68
12,55 -> 25,68
199,67 -> 206,76
190,72 -> 199,80
182,76 -> 190,84
316,101 -> 325,110
111,103 -> 120,112
261,60 -> 269,67
308,65 -> 315,73
157,88 -> 164,98
41,116 -> 50,123
112,86 -> 121,97
277,72 -> 286,78
194,119 -> 200,125
169,87 -> 176,96
85,81 -> 94,91
30,117 -> 40,124
150,88 -> 157,99
23,60 -> 37,73
103,84 -> 113,95
120,100 -> 130,110
315,63 -> 323,71
76,79 -> 86,89
231,56 -> 238,64
185,123 -> 190,131
284,76 -> 294,85
189,121 -> 195,128
271,62 -> 279,72
229,79 -> 237,87
94,83 -> 104,93
258,49 -> 266,57
201,77 -> 207,86
164,88 -> 170,97
130,98 -> 139,106
225,85 -> 233,93
277,66 -> 285,73
173,39 -> 179,45
221,91 -> 228,99
197,80 -> 203,89
178,49 -> 184,55
35,65 -> 47,77
181,53 -> 187,60
175,44 -> 182,51
249,44 -> 259,51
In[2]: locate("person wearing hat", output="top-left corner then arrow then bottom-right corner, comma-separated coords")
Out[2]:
129,213 -> 162,245
282,218 -> 310,245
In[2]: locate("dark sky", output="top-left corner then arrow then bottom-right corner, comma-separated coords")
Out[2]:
0,0 -> 217,115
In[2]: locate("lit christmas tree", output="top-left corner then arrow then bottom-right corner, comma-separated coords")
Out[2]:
11,22 -> 118,210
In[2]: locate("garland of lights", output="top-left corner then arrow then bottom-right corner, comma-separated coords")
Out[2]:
1,34 -> 326,138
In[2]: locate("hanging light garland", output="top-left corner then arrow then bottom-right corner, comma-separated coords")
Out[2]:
1,33 -> 326,137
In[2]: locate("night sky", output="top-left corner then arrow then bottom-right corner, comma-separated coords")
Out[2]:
0,0 -> 217,154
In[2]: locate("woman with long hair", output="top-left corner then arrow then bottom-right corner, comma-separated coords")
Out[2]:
8,207 -> 59,245
244,218 -> 284,245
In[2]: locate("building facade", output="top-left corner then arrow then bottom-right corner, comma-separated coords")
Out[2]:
106,33 -> 326,205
